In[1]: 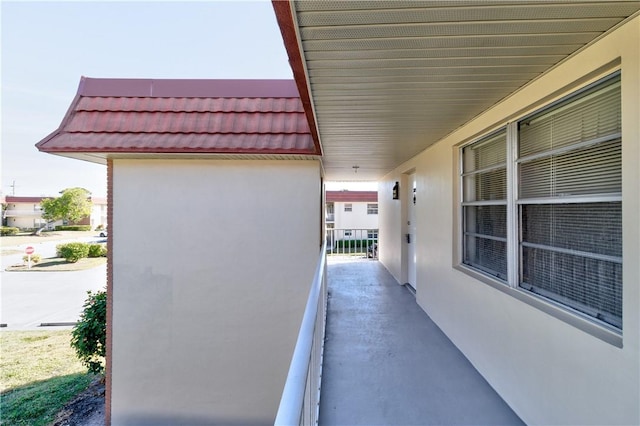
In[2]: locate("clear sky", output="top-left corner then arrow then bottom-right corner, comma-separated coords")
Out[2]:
1,0 -> 296,198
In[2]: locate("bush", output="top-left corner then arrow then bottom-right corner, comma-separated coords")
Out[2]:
1,226 -> 19,236
88,244 -> 107,258
22,254 -> 42,264
95,224 -> 105,231
71,290 -> 106,374
55,225 -> 92,231
57,242 -> 90,263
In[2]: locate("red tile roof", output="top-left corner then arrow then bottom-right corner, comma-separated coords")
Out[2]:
326,191 -> 378,203
3,196 -> 107,204
4,196 -> 48,203
36,78 -> 319,157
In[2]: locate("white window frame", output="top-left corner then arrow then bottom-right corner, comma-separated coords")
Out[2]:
344,203 -> 352,212
456,72 -> 623,346
367,203 -> 378,215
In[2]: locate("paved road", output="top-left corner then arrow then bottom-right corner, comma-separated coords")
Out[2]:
1,236 -> 107,330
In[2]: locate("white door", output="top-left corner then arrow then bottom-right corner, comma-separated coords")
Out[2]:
407,174 -> 417,289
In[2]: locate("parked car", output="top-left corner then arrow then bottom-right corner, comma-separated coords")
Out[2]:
99,230 -> 108,237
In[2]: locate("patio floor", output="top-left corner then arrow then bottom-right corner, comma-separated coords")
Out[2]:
319,258 -> 524,425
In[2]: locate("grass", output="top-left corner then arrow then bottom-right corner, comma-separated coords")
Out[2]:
5,256 -> 106,272
0,330 -> 95,426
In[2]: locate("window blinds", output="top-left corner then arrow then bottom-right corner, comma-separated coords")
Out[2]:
462,130 -> 507,280
518,74 -> 622,329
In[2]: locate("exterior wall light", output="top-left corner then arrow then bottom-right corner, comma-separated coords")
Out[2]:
392,181 -> 399,199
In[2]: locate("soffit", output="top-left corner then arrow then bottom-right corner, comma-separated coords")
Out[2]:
285,0 -> 640,181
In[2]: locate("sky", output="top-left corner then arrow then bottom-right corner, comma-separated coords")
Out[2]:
0,0 -> 376,198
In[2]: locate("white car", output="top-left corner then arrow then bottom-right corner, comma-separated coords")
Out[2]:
99,230 -> 108,237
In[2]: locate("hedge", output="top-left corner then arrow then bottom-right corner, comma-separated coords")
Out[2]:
57,242 -> 106,262
55,225 -> 92,231
88,244 -> 107,258
334,239 -> 377,249
57,242 -> 90,263
1,227 -> 19,236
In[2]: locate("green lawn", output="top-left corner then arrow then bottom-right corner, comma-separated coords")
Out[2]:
0,330 -> 95,426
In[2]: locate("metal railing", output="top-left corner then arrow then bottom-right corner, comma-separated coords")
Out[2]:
325,228 -> 378,259
275,241 -> 328,426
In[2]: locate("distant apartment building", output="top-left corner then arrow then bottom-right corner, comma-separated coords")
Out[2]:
326,190 -> 378,240
2,195 -> 107,230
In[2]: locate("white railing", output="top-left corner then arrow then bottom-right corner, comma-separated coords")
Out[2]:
326,228 -> 378,259
3,210 -> 43,217
275,241 -> 327,426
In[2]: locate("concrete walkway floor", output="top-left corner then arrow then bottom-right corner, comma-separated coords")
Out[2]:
319,258 -> 523,426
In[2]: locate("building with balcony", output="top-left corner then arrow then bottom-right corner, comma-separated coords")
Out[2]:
325,190 -> 378,230
2,195 -> 107,230
35,2 -> 640,425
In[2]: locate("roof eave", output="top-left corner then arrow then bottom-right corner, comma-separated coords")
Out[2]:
272,0 -> 323,157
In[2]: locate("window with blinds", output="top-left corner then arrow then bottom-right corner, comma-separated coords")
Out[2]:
461,130 -> 507,280
459,72 -> 622,331
517,74 -> 622,329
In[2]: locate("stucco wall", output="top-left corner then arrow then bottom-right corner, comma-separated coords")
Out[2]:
379,17 -> 639,425
333,201 -> 379,230
110,159 -> 321,425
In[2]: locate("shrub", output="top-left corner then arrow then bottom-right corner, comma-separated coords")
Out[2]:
1,226 -> 19,236
55,225 -> 92,231
88,244 -> 107,258
22,254 -> 42,264
57,242 -> 90,263
95,224 -> 105,231
71,290 -> 106,374
335,239 -> 377,249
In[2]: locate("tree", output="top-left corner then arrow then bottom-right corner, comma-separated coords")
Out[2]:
41,187 -> 92,225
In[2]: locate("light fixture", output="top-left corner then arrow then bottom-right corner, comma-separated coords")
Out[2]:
352,165 -> 359,173
392,181 -> 399,199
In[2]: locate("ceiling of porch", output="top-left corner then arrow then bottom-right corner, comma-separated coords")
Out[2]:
276,1 -> 640,181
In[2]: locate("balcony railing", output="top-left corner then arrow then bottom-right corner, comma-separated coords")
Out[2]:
3,210 -> 43,217
326,228 -> 378,259
274,240 -> 327,426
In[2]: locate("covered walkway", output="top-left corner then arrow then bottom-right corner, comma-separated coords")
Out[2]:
319,258 -> 523,425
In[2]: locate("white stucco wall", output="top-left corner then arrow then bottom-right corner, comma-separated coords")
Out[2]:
110,159 -> 321,425
333,201 -> 379,230
379,17 -> 639,425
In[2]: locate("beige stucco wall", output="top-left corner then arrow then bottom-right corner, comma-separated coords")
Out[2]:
4,202 -> 45,229
110,159 -> 321,425
379,17 -> 639,425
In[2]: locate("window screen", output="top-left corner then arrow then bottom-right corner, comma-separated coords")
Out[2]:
517,74 -> 622,329
461,130 -> 507,280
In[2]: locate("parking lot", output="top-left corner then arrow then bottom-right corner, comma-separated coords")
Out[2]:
1,234 -> 107,329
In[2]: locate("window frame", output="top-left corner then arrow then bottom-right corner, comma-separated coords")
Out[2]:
344,203 -> 352,212
367,203 -> 378,215
455,72 -> 623,347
